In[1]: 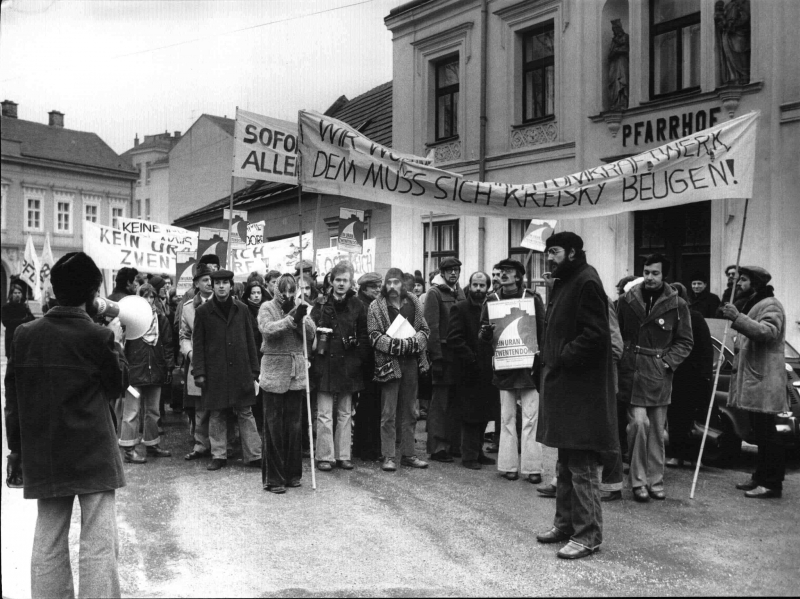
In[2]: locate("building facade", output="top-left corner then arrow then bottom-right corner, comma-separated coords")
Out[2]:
385,0 -> 800,347
120,131 -> 182,224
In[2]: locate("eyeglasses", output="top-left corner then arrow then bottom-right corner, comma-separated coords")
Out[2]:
546,247 -> 564,256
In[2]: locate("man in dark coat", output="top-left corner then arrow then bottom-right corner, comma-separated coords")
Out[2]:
448,271 -> 497,469
352,272 -> 383,461
688,271 -> 721,318
4,252 -> 127,597
714,264 -> 738,318
535,232 -> 618,560
309,261 -> 370,471
193,269 -> 262,471
425,257 -> 466,462
109,266 -> 138,302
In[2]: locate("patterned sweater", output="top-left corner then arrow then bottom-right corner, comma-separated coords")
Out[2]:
367,293 -> 430,382
257,297 -> 316,394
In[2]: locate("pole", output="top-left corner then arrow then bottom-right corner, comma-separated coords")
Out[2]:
312,193 -> 322,269
690,197 -> 749,499
297,170 -> 317,491
427,211 -> 434,278
226,176 -> 235,269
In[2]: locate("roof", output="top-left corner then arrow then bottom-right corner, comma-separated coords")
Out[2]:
120,134 -> 179,161
1,116 -> 137,173
203,114 -> 235,137
174,81 -> 393,225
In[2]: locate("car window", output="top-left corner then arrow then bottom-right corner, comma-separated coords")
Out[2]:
785,341 -> 800,360
711,340 -> 733,372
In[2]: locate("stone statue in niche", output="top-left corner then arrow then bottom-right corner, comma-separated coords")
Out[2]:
715,0 -> 751,85
607,19 -> 629,111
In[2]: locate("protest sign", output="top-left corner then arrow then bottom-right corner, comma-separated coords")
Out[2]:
246,221 -> 265,246
299,110 -> 758,220
337,207 -> 365,253
315,238 -> 375,281
223,209 -> 248,247
233,108 -> 298,184
520,220 -> 557,252
487,297 -> 538,371
175,252 -> 197,296
198,227 -> 229,268
119,217 -> 197,251
228,233 -> 314,279
84,221 -> 176,273
21,234 -> 41,300
39,232 -> 55,291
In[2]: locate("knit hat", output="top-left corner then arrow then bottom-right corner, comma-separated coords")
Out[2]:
439,257 -> 462,270
149,275 -> 166,292
193,262 -> 213,281
358,272 -> 382,287
198,254 -> 220,267
738,266 -> 772,289
51,252 -> 103,307
496,258 -> 526,277
690,271 -> 708,284
385,267 -> 405,284
545,231 -> 584,253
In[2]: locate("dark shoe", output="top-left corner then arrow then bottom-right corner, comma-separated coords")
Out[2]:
287,479 -> 302,488
735,479 -> 758,491
430,451 -> 453,463
124,449 -> 146,464
184,450 -> 210,461
247,459 -> 262,468
537,483 -> 557,498
265,485 -> 286,494
336,460 -> 354,470
382,458 -> 397,472
401,456 -> 429,469
501,471 -> 519,481
744,486 -> 782,499
485,443 -> 499,454
478,455 -> 496,465
557,541 -> 597,560
451,451 -> 462,458
536,527 -> 571,544
317,461 -> 333,472
633,487 -> 650,502
462,460 -> 482,470
647,487 -> 666,500
146,445 -> 172,458
527,473 -> 542,485
206,458 -> 227,471
600,490 -> 622,502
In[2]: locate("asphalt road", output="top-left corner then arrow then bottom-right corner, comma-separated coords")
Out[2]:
2,359 -> 798,597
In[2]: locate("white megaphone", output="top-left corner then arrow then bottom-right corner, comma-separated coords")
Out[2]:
95,295 -> 153,340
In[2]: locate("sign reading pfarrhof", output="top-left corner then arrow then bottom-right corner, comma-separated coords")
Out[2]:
298,110 -> 758,219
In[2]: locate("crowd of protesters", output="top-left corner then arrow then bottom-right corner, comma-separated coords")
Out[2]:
1,235 -> 792,596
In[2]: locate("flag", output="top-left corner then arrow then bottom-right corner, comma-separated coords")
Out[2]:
21,234 -> 42,301
39,232 -> 55,294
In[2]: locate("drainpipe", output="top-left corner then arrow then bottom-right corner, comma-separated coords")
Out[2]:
477,0 -> 488,271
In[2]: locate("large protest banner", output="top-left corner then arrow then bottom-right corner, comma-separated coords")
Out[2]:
233,109 -> 298,184
198,227 -> 229,268
228,233 -> 314,279
298,110 -> 758,219
119,217 -> 197,252
84,221 -> 176,273
487,297 -> 538,371
315,238 -> 376,281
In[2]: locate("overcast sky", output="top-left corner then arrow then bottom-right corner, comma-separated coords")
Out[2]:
0,0 -> 404,153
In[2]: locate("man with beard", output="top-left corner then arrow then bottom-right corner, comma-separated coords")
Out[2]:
480,259 -> 544,483
491,265 -> 502,294
367,268 -> 430,472
425,257 -> 466,462
448,272 -> 497,469
617,253 -> 693,502
352,272 -> 383,461
535,232 -> 618,559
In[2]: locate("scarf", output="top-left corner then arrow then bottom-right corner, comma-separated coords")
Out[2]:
141,309 -> 159,346
741,285 -> 775,315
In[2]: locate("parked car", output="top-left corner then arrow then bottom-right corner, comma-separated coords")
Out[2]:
689,318 -> 800,462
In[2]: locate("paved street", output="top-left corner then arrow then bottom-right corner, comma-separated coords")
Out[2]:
2,356 -> 798,597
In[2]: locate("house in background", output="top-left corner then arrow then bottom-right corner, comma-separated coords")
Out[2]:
120,130 -> 182,224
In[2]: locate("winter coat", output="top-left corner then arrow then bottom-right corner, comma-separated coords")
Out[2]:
2,301 -> 35,357
479,287 -> 544,390
367,293 -> 430,383
245,300 -> 263,358
356,291 -> 377,382
4,307 -> 127,499
258,296 -> 316,394
179,294 -> 208,403
125,311 -> 174,387
536,257 -> 618,452
728,292 -> 787,414
310,290 -> 369,394
448,294 -> 498,423
617,282 -> 694,407
690,289 -> 721,319
424,283 -> 466,385
671,309 -> 713,418
192,296 -> 260,411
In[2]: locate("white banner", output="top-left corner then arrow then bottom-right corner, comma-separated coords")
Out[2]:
520,220 -> 557,252
315,238 -> 376,282
246,221 -> 265,246
21,234 -> 41,301
228,233 -> 314,279
233,108 -> 298,184
84,221 -> 176,274
299,110 -> 759,219
39,232 -> 55,291
119,217 -> 198,252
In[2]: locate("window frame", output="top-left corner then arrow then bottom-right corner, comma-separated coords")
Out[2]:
434,55 -> 460,142
649,0 -> 701,99
23,187 -> 45,232
145,161 -> 152,185
423,218 -> 460,278
53,191 -> 74,234
111,205 -> 125,229
521,20 -> 556,123
82,194 -> 102,224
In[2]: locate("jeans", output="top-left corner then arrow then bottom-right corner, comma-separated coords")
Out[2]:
751,411 -> 785,491
209,407 -> 262,462
118,386 -> 161,447
627,405 -> 668,491
316,391 -> 353,462
461,420 -> 488,462
427,384 -> 459,455
554,449 -> 603,550
380,357 -> 418,460
498,388 -> 543,475
32,490 -> 120,599
263,391 -> 304,487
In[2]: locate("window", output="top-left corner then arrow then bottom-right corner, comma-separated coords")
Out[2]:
145,198 -> 151,221
522,21 -> 555,122
23,188 -> 44,232
54,192 -> 74,234
136,163 -> 142,186
111,206 -> 124,229
84,203 -> 98,223
135,199 -> 142,218
423,219 -> 459,277
434,56 -> 459,141
145,161 -> 151,185
650,0 -> 700,98
508,219 -> 547,289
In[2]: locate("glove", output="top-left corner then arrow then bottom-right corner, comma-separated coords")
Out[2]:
479,323 -> 495,342
194,375 -> 206,389
6,452 -> 23,489
282,297 -> 295,314
431,360 -> 444,378
293,303 -> 308,326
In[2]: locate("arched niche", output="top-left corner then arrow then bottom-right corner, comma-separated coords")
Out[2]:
601,0 -> 630,112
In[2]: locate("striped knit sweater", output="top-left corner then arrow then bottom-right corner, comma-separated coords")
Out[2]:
367,293 -> 430,382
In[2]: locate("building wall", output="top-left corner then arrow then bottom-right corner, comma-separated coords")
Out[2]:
129,148 -> 170,224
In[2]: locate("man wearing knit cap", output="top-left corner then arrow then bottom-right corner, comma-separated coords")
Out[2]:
723,266 -> 787,499
367,267 -> 430,471
688,271 -> 721,318
535,232 -> 618,559
352,272 -> 383,461
425,256 -> 466,462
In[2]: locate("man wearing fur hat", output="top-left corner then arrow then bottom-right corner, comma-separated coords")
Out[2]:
723,266 -> 787,499
367,267 -> 430,472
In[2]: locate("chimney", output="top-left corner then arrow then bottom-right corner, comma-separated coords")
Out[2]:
174,131 -> 181,138
48,110 -> 64,128
2,100 -> 18,119
134,134 -> 140,147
